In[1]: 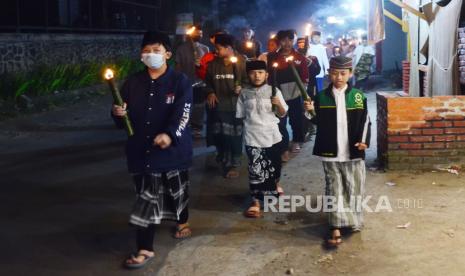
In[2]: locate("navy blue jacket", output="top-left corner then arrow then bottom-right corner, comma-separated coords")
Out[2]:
112,67 -> 193,173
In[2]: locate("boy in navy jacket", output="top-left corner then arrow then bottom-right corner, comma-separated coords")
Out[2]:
112,31 -> 193,269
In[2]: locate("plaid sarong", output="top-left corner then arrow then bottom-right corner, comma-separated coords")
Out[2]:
129,170 -> 189,227
322,160 -> 366,230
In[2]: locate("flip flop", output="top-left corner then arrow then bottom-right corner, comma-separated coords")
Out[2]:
225,169 -> 239,179
174,224 -> 192,239
124,252 -> 155,269
277,186 -> 285,196
326,235 -> 342,247
281,152 -> 291,163
291,144 -> 301,153
244,205 -> 261,218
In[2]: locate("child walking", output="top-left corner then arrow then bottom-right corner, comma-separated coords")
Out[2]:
236,60 -> 288,218
303,56 -> 371,247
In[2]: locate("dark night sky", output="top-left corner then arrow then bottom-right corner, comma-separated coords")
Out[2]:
206,0 -> 367,44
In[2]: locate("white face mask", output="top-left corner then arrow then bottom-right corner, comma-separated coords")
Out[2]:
141,53 -> 165,69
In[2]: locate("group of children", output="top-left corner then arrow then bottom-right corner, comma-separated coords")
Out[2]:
111,30 -> 371,269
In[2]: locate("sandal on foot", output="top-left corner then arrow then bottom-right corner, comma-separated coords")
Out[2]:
276,185 -> 284,196
124,251 -> 155,269
244,203 -> 261,218
326,235 -> 342,247
326,229 -> 343,247
174,224 -> 192,239
291,144 -> 301,153
281,151 -> 291,163
225,169 -> 239,179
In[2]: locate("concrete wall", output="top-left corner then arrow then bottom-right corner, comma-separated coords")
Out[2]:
377,93 -> 465,170
0,33 -> 143,75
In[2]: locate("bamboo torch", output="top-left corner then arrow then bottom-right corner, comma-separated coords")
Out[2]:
272,62 -> 278,111
230,56 -> 240,86
285,56 -> 309,101
245,40 -> 256,59
104,68 -> 134,136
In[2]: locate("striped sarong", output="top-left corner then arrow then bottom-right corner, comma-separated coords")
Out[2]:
322,160 -> 366,230
129,170 -> 189,227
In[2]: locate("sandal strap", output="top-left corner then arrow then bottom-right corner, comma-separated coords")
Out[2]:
128,252 -> 153,264
247,206 -> 260,212
176,224 -> 190,232
135,252 -> 154,259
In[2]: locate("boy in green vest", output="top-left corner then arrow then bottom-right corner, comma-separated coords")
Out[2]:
303,56 -> 371,247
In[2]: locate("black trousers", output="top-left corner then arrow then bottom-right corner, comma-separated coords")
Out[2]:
136,207 -> 189,251
278,97 -> 305,153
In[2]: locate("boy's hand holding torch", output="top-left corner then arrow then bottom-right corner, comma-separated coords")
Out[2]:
106,68 -> 134,136
303,99 -> 316,117
271,95 -> 286,117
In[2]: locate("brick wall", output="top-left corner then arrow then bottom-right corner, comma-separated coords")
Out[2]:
377,92 -> 465,170
402,60 -> 410,94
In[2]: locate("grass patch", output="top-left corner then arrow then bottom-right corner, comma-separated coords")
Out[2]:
0,58 -> 144,101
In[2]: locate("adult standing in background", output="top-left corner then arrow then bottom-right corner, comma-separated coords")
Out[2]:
307,31 -> 330,93
176,24 -> 209,138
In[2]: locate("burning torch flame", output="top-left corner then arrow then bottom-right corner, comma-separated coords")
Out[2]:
285,56 -> 294,63
186,26 -> 196,36
272,62 -> 278,68
305,23 -> 312,36
230,56 -> 238,63
104,68 -> 114,80
270,34 -> 276,39
245,41 -> 254,49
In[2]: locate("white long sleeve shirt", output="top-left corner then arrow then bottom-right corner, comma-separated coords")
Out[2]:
307,43 -> 330,78
236,84 -> 289,148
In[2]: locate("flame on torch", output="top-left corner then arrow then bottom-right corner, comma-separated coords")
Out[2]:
245,41 -> 254,49
305,23 -> 312,36
230,56 -> 238,63
270,34 -> 276,39
186,26 -> 196,36
272,62 -> 278,68
104,68 -> 114,80
285,56 -> 294,63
